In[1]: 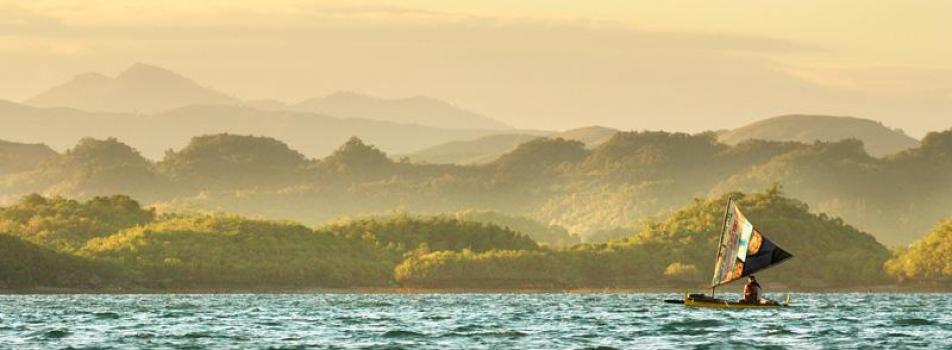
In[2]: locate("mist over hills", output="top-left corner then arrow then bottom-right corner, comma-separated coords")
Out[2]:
27,63 -> 509,131
249,91 -> 510,130
0,140 -> 57,176
719,114 -> 920,157
4,63 -> 949,249
406,126 -> 619,164
2,129 -> 950,247
0,100 -> 526,159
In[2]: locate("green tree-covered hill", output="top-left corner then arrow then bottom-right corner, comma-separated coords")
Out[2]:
0,192 -> 929,290
0,234 -> 118,289
396,190 -> 893,289
885,220 -> 951,285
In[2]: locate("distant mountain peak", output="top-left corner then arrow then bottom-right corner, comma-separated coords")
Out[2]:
719,114 -> 920,157
25,65 -> 511,130
116,62 -> 190,83
25,63 -> 237,114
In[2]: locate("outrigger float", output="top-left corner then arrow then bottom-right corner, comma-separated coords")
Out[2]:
665,197 -> 794,309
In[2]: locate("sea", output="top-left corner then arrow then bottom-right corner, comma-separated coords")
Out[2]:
0,293 -> 949,349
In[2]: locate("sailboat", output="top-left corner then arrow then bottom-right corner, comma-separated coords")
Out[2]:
668,197 -> 794,308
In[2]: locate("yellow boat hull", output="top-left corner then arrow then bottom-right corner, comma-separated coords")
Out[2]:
679,292 -> 790,308
683,299 -> 786,309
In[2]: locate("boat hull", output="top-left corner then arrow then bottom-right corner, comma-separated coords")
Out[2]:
683,298 -> 785,309
679,293 -> 789,309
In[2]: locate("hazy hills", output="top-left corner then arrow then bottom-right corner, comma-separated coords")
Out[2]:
17,63 -> 927,163
719,114 -> 920,157
26,63 -> 238,114
406,126 -> 619,164
2,129 -> 950,246
250,91 -> 510,130
0,139 -> 57,175
27,63 -> 509,131
0,100 -> 522,159
407,114 -> 919,165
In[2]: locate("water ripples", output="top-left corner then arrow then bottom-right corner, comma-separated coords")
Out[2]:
0,293 -> 948,349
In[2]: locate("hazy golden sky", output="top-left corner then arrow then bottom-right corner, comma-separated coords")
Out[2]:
2,0 -> 950,135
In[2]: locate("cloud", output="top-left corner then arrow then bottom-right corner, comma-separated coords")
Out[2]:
783,65 -> 952,97
0,2 -> 816,55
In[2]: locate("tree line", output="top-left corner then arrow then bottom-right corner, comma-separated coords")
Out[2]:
0,191 -> 946,291
3,129 -> 950,248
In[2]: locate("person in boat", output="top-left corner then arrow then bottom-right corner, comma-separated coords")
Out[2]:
742,275 -> 762,304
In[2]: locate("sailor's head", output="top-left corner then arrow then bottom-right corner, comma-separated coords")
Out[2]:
748,275 -> 756,282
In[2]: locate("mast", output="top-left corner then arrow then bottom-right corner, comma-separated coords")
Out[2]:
711,196 -> 733,297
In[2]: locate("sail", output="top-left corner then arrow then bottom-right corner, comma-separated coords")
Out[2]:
711,198 -> 793,287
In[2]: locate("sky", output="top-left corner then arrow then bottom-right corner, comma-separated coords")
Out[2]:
1,0 -> 950,136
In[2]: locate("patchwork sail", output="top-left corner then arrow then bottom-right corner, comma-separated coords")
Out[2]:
711,198 -> 793,287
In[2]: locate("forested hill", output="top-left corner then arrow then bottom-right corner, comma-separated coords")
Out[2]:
395,190 -> 894,289
405,126 -> 619,164
0,139 -> 58,176
3,191 -> 944,291
886,220 -> 952,285
2,129 -> 951,246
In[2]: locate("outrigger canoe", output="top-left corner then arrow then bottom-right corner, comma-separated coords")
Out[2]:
666,197 -> 794,309
665,293 -> 790,309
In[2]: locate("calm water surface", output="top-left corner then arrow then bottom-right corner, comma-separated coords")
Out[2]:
0,293 -> 949,349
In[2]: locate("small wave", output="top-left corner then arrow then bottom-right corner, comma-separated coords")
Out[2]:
766,328 -> 796,336
161,311 -> 194,318
38,329 -> 71,339
382,330 -> 425,338
423,315 -> 450,321
452,324 -> 485,332
885,332 -> 913,338
482,330 -> 528,337
817,328 -> 856,337
92,312 -> 121,319
183,331 -> 214,339
894,318 -> 935,326
764,324 -> 796,336
357,301 -> 394,307
579,347 -> 620,350
444,330 -> 529,337
167,302 -> 200,310
665,319 -> 723,328
177,331 -> 250,341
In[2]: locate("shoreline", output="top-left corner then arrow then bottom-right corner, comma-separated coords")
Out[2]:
3,285 -> 949,295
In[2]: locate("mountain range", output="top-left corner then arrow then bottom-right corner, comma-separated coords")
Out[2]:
15,63 -> 927,161
26,63 -> 237,114
0,100 -> 534,159
26,63 -> 508,130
